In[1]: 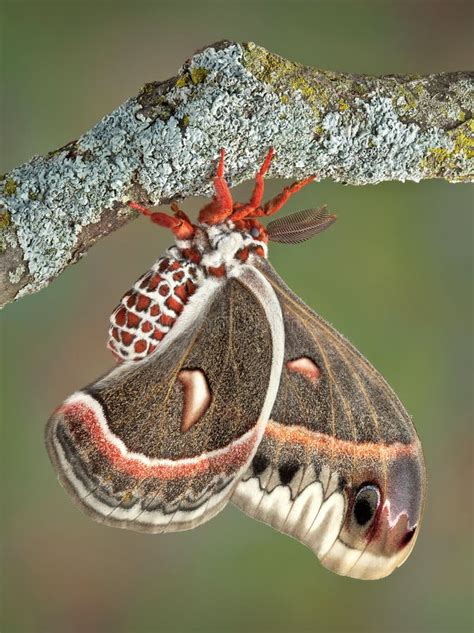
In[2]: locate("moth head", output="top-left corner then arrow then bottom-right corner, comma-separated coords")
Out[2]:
321,450 -> 425,580
192,221 -> 268,274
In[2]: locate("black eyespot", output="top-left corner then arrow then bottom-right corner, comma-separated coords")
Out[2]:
250,227 -> 260,238
278,462 -> 299,485
338,475 -> 347,491
353,485 -> 380,526
252,454 -> 268,475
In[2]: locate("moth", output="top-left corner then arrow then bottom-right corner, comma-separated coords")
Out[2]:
46,148 -> 426,580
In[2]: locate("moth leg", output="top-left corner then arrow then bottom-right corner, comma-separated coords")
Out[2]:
128,202 -> 194,239
254,175 -> 316,218
198,149 -> 234,224
231,148 -> 274,221
170,201 -> 192,225
249,147 -> 274,208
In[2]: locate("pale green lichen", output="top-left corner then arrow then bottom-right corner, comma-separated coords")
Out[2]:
393,84 -> 422,114
138,67 -> 209,123
243,42 -> 332,117
242,41 -> 296,86
0,211 -> 16,254
243,41 -> 473,182
28,189 -> 41,201
391,76 -> 473,133
175,75 -> 188,88
3,178 -> 18,196
290,76 -> 330,117
190,67 -> 208,85
421,119 -> 474,179
338,98 -> 350,112
139,82 -> 157,97
176,68 -> 207,88
247,45 -> 458,137
8,264 -> 25,285
0,209 -> 11,229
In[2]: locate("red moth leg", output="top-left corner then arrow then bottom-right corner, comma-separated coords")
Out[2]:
107,254 -> 203,362
198,149 -> 234,225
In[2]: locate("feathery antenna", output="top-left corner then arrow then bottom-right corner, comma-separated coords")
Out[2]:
266,206 -> 336,244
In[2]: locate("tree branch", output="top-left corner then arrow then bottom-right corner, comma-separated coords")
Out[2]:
1,40 -> 472,308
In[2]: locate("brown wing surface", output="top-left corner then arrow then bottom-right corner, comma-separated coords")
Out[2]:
47,273 -> 277,533
232,259 -> 426,580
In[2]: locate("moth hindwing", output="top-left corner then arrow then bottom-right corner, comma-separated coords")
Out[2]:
232,258 -> 425,580
47,148 -> 425,580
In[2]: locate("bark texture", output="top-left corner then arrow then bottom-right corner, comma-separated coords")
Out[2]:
1,40 -> 472,308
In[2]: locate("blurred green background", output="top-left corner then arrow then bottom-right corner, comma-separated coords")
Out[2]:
1,1 -> 473,632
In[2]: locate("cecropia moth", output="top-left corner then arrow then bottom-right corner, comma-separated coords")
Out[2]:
46,149 -> 425,580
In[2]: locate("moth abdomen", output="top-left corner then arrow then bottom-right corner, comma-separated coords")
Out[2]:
107,251 -> 203,362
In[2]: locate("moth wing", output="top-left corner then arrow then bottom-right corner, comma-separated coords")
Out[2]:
232,259 -> 426,580
47,267 -> 283,533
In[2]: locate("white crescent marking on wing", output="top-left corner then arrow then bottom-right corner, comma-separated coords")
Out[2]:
286,357 -> 321,384
178,369 -> 212,432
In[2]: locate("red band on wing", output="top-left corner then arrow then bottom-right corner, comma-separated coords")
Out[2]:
266,420 -> 418,460
60,400 -> 257,480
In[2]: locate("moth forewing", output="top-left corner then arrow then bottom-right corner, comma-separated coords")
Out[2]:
46,267 -> 284,534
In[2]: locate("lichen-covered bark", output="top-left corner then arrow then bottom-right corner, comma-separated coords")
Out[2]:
0,40 -> 472,308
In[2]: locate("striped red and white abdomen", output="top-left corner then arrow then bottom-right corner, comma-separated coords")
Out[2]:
108,248 -> 203,362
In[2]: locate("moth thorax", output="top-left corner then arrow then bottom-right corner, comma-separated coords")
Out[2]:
200,223 -> 267,272
201,228 -> 241,265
